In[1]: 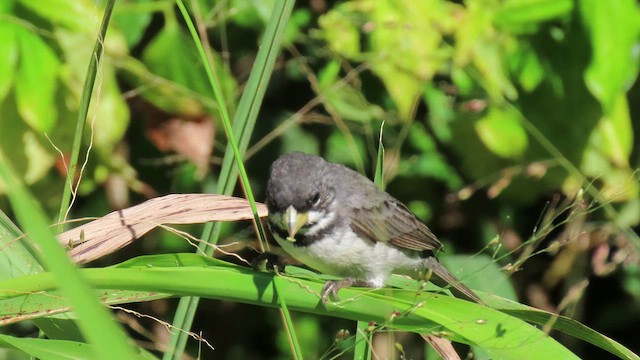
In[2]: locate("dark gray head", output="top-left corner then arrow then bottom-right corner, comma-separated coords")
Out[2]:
266,152 -> 335,214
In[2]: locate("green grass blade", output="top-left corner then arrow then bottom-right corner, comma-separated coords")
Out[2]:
56,0 -> 115,231
165,1 -> 296,358
0,210 -> 42,279
0,151 -> 138,359
7,253 -> 636,360
356,122 -> 386,359
0,334 -> 155,360
275,276 -> 303,359
0,211 -> 84,340
373,121 -> 385,190
353,320 -> 372,360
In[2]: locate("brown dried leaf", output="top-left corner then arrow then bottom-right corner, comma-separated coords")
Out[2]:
58,194 -> 267,263
421,334 -> 461,360
146,116 -> 214,174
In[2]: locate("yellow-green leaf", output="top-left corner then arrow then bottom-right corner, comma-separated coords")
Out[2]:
15,29 -> 60,132
475,108 -> 528,159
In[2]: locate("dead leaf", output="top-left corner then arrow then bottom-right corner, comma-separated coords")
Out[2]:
58,194 -> 267,263
146,116 -> 214,175
421,334 -> 461,360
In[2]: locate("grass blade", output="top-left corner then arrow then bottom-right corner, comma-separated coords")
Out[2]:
165,1 -> 296,358
56,0 -> 115,231
0,151 -> 137,359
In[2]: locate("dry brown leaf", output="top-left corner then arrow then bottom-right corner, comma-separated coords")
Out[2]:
420,334 -> 461,360
146,115 -> 215,174
57,194 -> 267,263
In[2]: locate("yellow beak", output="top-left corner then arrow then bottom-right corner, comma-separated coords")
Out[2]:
284,205 -> 308,242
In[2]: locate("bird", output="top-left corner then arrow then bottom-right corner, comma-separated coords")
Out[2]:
264,152 -> 483,305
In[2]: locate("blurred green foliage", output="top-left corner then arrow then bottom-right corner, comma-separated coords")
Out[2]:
0,0 -> 639,359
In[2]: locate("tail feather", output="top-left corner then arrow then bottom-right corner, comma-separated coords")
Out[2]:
424,256 -> 485,305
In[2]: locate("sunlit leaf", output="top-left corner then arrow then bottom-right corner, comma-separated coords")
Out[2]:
580,0 -> 640,112
0,22 -> 18,103
475,108 -> 528,159
495,0 -> 573,33
15,28 -> 60,132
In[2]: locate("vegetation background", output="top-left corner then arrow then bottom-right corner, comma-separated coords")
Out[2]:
0,0 -> 639,359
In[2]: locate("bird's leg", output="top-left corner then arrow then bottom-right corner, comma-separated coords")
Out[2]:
321,278 -> 371,304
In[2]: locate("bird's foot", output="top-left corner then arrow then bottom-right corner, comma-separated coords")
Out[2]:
251,252 -> 286,272
321,278 -> 370,305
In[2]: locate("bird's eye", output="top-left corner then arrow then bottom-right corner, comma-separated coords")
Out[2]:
311,192 -> 321,205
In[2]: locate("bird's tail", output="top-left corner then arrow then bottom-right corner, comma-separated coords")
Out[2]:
423,256 -> 485,305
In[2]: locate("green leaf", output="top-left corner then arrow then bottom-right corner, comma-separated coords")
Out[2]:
143,25 -> 212,98
495,0 -> 573,32
325,130 -> 366,169
0,253 -> 636,359
0,334 -> 154,360
475,108 -> 528,159
0,85 -> 56,193
404,123 -> 464,189
229,0 -> 276,28
140,23 -> 236,117
0,143 -> 138,359
580,0 -> 640,113
17,0 -> 96,31
440,254 -> 518,301
281,123 -> 320,155
15,28 -> 60,132
510,44 -> 544,92
318,61 -> 385,123
0,22 -> 18,103
112,0 -> 154,47
5,253 -> 638,359
318,5 -> 361,58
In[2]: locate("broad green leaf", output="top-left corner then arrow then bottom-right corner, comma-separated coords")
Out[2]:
17,0 -> 97,32
22,131 -> 55,184
423,84 -> 455,142
319,0 -> 455,120
0,144 -> 138,360
0,22 -> 18,103
0,334 -> 154,360
0,210 -> 42,280
1,253 -> 636,359
281,123 -> 320,155
475,108 -> 528,159
143,25 -> 213,98
0,0 -> 14,13
0,89 -> 56,193
403,123 -> 464,189
318,61 -> 384,123
495,0 -> 573,32
230,0 -> 276,28
112,0 -> 154,47
510,44 -> 544,92
580,0 -> 640,113
15,28 -> 60,132
318,6 -> 361,58
325,84 -> 385,123
54,22 -> 131,153
367,0 -> 452,119
583,95 -> 633,170
141,24 -> 236,116
454,2 -> 518,101
325,130 -> 366,170
440,254 -> 517,301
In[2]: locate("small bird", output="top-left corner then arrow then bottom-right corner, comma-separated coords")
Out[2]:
265,152 -> 482,304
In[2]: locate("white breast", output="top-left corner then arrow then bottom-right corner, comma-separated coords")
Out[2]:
275,226 -> 424,288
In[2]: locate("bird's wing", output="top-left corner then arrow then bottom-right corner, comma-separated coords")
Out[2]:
349,197 -> 442,252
